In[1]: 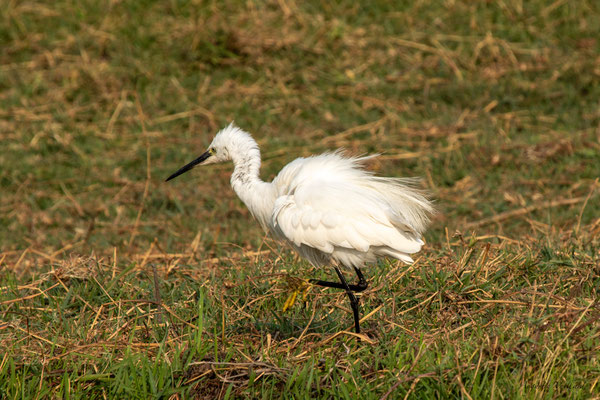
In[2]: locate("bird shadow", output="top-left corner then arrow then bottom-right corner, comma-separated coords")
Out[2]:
261,312 -> 341,338
221,306 -> 346,340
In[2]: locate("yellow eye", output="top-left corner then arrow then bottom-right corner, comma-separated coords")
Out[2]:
209,148 -> 216,155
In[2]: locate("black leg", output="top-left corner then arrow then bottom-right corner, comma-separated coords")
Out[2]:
332,266 -> 361,333
309,266 -> 368,292
353,267 -> 367,292
309,267 -> 368,333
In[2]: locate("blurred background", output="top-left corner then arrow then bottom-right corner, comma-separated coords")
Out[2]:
1,1 -> 599,261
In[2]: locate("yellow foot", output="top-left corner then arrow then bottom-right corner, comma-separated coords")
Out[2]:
282,276 -> 311,312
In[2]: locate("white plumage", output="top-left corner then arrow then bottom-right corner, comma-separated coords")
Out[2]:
270,152 -> 431,268
166,123 -> 435,334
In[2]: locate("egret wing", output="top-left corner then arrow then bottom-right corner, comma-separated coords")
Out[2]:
271,179 -> 424,258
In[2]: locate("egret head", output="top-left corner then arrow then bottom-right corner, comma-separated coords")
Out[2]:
165,123 -> 257,181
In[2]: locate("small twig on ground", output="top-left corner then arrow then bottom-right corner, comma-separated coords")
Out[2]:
152,264 -> 163,325
465,196 -> 589,229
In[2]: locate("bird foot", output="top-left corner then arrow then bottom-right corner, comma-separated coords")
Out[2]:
282,276 -> 311,312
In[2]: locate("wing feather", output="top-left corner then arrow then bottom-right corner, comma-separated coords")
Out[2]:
271,156 -> 430,264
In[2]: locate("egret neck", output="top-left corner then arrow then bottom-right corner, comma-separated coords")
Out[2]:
229,136 -> 275,231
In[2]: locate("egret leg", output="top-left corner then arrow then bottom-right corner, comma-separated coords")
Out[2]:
353,267 -> 367,291
332,266 -> 361,333
309,267 -> 368,292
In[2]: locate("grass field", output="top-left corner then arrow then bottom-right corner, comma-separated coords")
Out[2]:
1,0 -> 600,398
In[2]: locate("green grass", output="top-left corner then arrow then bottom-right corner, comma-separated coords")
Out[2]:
1,0 -> 599,398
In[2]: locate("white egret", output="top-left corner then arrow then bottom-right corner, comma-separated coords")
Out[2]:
166,123 -> 434,333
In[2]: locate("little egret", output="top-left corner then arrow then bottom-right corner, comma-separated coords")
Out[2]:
166,123 -> 434,334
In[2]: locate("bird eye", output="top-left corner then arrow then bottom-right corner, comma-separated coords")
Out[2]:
209,148 -> 216,155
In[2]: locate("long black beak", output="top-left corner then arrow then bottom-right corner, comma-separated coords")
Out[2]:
165,151 -> 211,182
